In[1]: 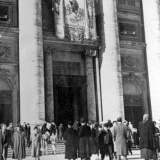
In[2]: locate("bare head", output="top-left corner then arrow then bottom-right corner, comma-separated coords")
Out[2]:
143,114 -> 149,121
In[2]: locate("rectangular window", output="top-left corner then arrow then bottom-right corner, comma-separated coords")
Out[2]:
119,22 -> 136,37
0,5 -> 8,21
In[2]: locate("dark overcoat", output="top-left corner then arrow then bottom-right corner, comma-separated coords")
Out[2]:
78,124 -> 91,158
98,129 -> 114,155
64,128 -> 78,159
31,133 -> 41,157
90,128 -> 98,154
113,123 -> 128,156
139,120 -> 156,149
12,131 -> 26,159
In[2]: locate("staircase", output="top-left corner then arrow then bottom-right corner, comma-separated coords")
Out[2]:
7,140 -> 65,158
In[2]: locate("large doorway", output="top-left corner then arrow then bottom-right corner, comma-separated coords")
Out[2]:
53,75 -> 87,127
125,105 -> 143,129
124,94 -> 143,128
123,83 -> 143,129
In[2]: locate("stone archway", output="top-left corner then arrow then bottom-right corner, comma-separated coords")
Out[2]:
123,83 -> 143,128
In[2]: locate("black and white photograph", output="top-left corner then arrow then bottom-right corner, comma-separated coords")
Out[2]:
0,0 -> 160,160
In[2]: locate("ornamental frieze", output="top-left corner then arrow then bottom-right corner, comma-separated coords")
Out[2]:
121,55 -> 142,70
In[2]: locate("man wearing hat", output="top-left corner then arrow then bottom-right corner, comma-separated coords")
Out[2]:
113,117 -> 128,160
78,118 -> 91,160
64,121 -> 79,160
98,122 -> 114,160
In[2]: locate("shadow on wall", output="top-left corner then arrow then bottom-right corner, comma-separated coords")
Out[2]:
95,0 -> 106,68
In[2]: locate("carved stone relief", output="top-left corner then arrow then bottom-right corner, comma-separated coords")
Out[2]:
0,65 -> 17,88
121,53 -> 145,72
0,42 -> 17,62
122,72 -> 145,90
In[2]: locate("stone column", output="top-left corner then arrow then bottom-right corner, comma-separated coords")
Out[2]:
53,0 -> 65,39
85,50 -> 96,123
100,0 -> 124,122
44,48 -> 54,122
94,55 -> 102,123
19,0 -> 45,125
142,0 -> 160,121
12,88 -> 19,125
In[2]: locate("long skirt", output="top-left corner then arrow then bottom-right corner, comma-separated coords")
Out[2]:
140,148 -> 153,159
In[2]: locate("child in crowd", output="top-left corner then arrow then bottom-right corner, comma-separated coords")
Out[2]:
50,132 -> 57,155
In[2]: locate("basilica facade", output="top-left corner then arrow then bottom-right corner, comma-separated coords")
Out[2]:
0,0 -> 160,128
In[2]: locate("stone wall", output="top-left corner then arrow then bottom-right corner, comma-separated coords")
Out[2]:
19,0 -> 45,124
98,0 -> 124,122
142,0 -> 160,121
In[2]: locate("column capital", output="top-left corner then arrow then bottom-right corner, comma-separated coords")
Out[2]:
44,46 -> 57,55
81,49 -> 97,58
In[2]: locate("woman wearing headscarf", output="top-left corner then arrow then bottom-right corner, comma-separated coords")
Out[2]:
139,114 -> 156,160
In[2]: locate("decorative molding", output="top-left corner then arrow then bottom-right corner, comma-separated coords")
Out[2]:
0,27 -> 19,34
121,55 -> 142,70
0,44 -> 12,60
120,40 -> 146,48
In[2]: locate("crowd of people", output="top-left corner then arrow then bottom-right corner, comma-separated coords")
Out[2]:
0,114 -> 159,160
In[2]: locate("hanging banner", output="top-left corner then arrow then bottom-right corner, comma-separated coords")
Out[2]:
53,0 -> 97,42
64,0 -> 86,42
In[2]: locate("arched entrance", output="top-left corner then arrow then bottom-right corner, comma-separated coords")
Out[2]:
0,77 -> 12,124
123,83 -> 143,128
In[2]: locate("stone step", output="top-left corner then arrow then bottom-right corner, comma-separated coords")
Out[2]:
7,140 -> 65,158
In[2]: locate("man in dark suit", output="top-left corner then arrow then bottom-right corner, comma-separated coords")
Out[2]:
1,123 -> 11,160
78,118 -> 91,160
